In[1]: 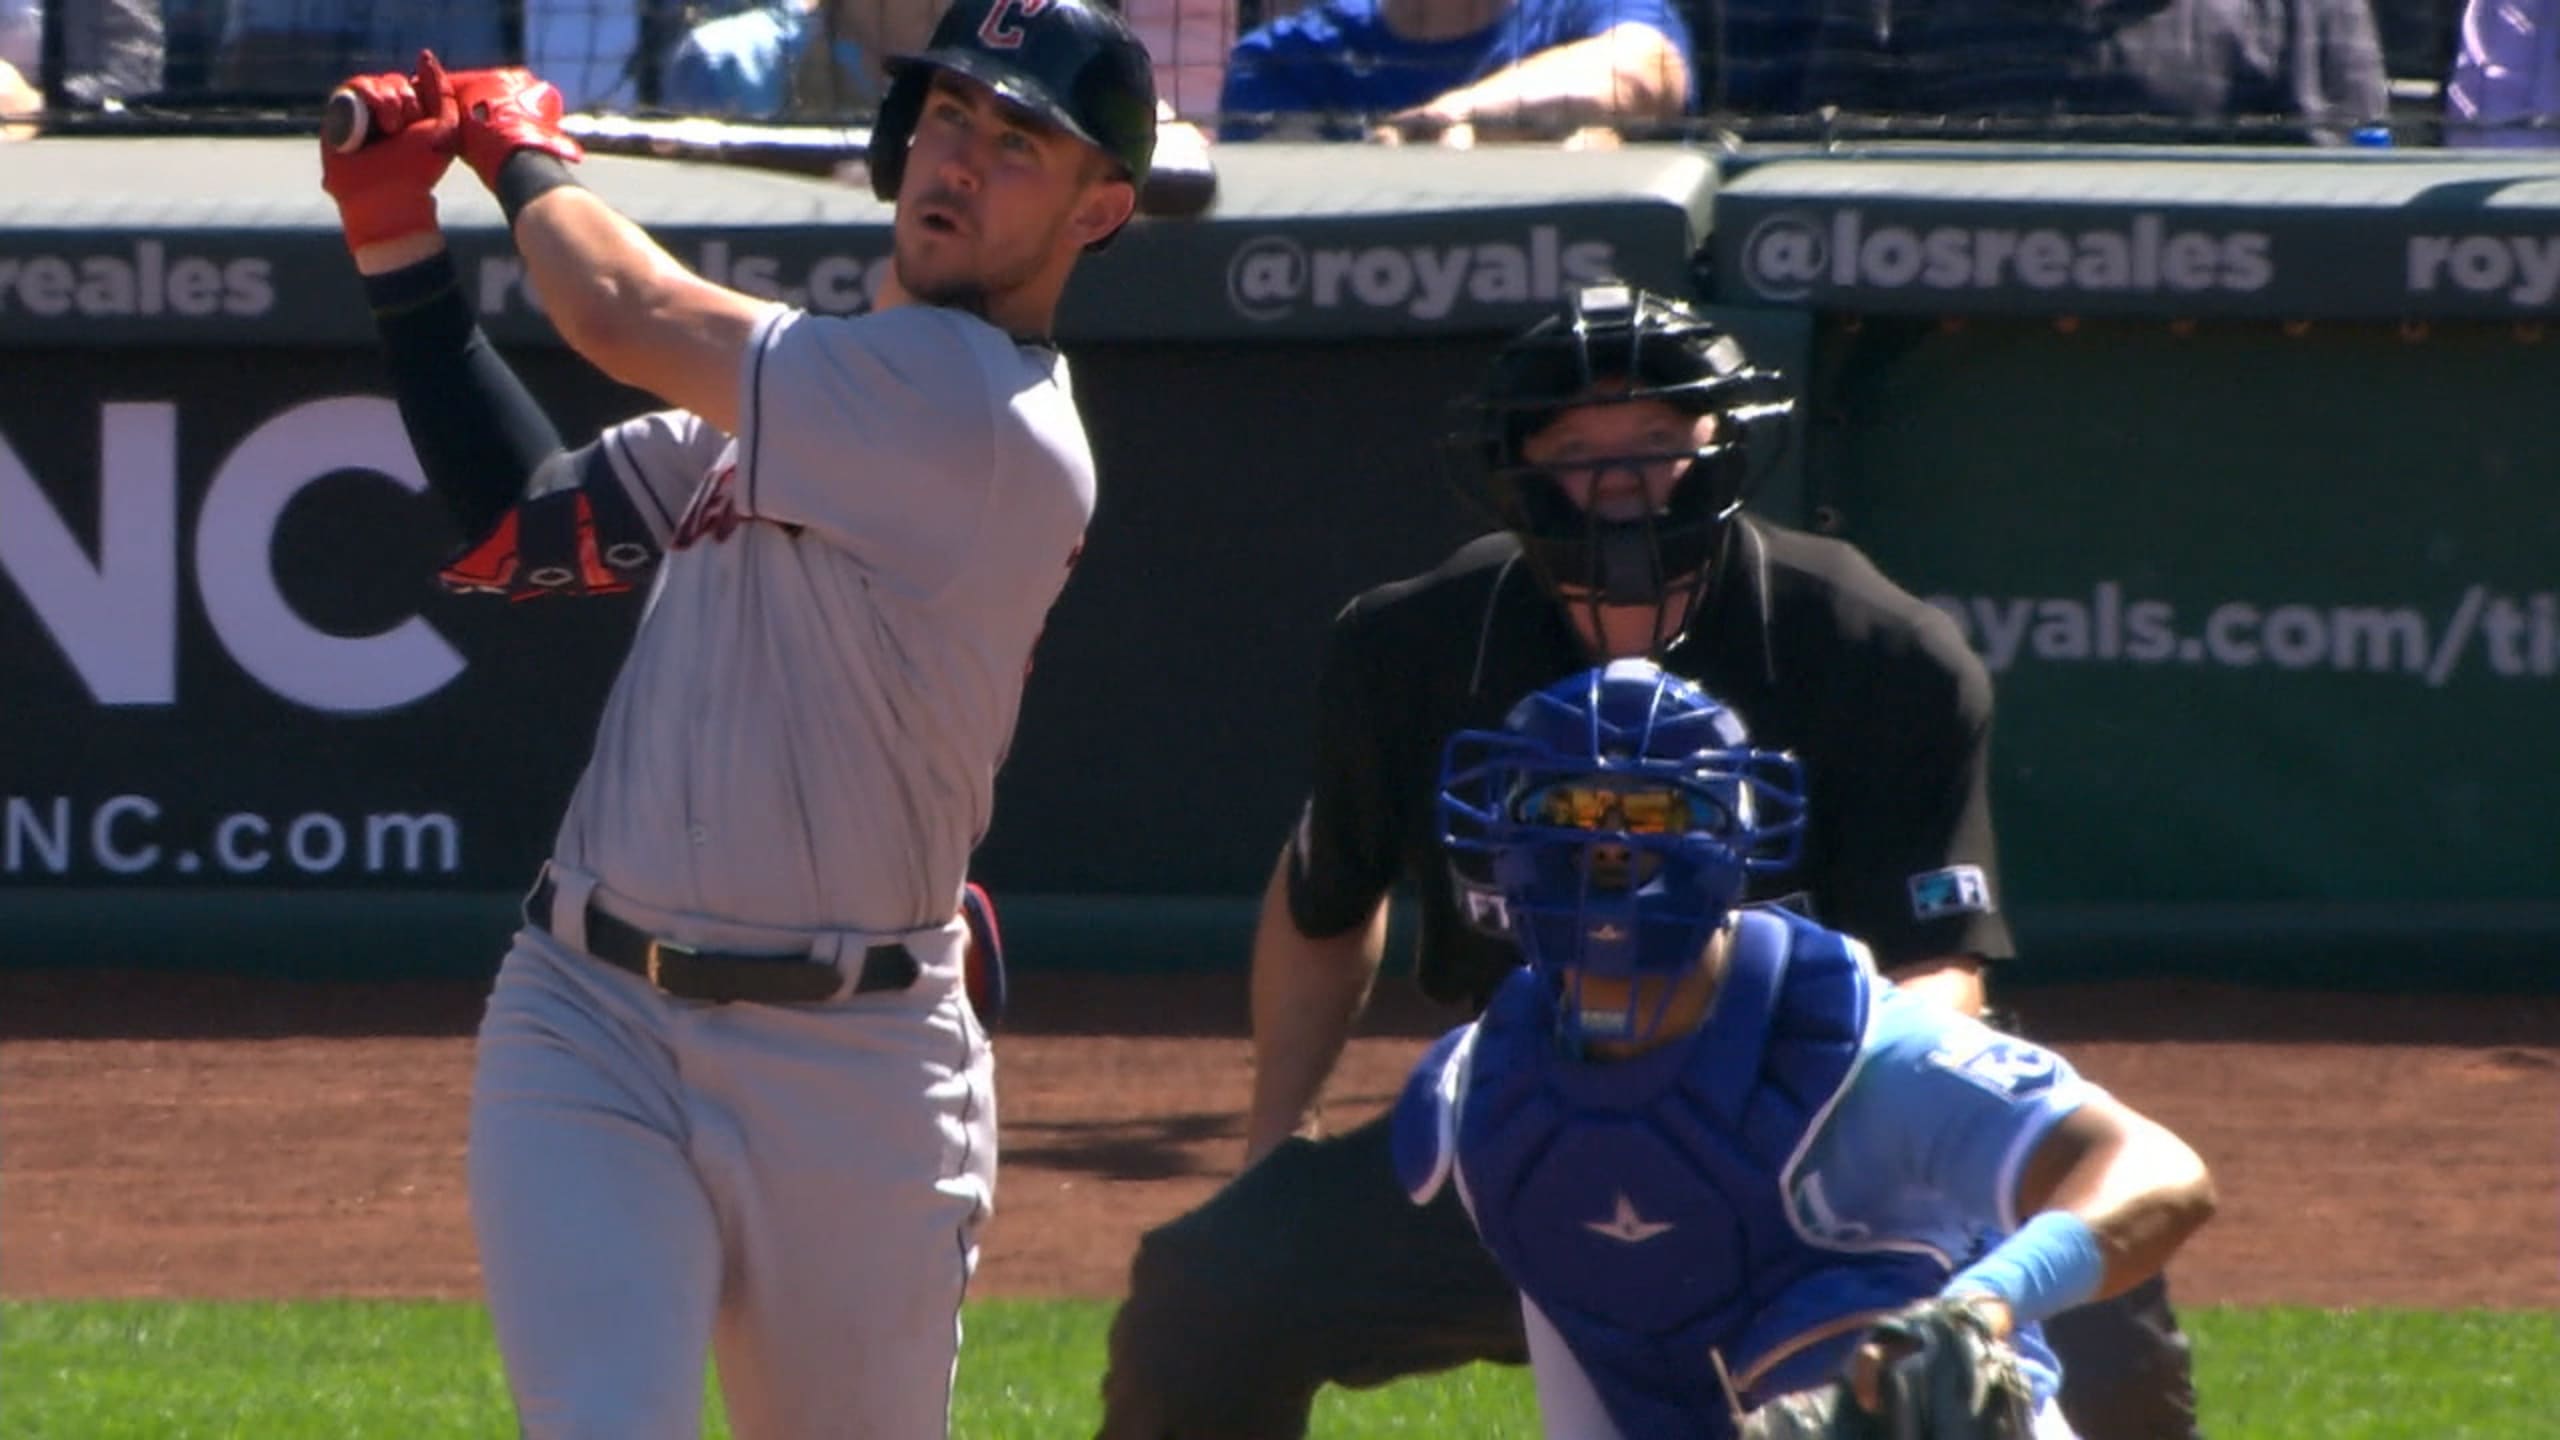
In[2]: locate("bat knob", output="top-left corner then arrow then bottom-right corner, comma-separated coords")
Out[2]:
322,88 -> 371,153
1137,120 -> 1219,220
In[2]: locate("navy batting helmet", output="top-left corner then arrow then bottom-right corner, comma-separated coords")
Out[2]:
1438,659 -> 1805,1045
868,0 -> 1158,242
1457,282 -> 1796,632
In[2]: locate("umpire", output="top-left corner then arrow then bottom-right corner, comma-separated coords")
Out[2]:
1095,282 -> 2201,1440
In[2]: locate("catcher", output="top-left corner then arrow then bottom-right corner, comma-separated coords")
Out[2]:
1391,660 -> 2219,1439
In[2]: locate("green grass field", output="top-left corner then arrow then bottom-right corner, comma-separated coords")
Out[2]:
3,1300 -> 2551,1437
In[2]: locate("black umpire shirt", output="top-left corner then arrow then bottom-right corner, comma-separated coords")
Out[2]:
1285,516 -> 2016,1014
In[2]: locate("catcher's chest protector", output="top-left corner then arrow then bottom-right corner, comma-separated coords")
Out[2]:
1455,912 -> 1952,1438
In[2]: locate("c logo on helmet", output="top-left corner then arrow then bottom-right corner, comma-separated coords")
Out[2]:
977,0 -> 1052,49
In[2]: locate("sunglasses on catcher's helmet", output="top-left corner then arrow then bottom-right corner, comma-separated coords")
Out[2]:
1515,780 -> 1722,837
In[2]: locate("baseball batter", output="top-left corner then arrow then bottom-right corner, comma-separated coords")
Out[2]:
316,5 -> 1158,1436
1392,660 -> 2220,1439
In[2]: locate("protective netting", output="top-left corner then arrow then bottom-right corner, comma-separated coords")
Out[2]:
0,0 -> 2530,148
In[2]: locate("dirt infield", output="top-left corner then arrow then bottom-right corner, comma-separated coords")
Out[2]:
2,970 -> 2555,1310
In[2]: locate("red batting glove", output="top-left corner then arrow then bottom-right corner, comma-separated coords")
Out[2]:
318,68 -> 456,250
417,50 -> 584,194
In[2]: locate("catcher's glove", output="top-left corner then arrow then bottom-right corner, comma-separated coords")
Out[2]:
1741,1297 -> 2037,1440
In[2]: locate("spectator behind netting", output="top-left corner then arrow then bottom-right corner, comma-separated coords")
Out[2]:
225,0 -> 856,117
1792,0 -> 2388,143
793,0 -> 1233,117
198,0 -> 507,98
0,0 -> 30,115
521,0 -> 653,111
639,0 -> 1228,120
1127,0 -> 1236,119
651,0 -> 840,116
521,0 -> 835,113
2444,0 -> 2560,145
1216,0 -> 1694,141
0,0 -> 164,107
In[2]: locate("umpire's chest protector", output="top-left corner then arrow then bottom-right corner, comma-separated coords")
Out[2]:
1399,911 -> 1953,1436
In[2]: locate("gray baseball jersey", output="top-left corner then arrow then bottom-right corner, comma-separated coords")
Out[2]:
553,303 -> 1094,930
469,300 -> 1087,1438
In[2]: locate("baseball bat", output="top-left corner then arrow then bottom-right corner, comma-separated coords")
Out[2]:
322,86 -> 370,153
562,113 -> 1220,220
321,94 -> 1216,219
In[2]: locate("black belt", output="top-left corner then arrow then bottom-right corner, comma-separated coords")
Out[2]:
526,875 -> 919,1005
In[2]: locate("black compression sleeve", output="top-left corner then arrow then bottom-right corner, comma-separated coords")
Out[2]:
496,151 -> 584,224
363,250 -> 567,545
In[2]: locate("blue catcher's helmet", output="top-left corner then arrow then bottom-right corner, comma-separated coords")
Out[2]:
1439,659 -> 1806,1045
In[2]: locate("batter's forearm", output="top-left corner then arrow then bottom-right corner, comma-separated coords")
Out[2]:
351,230 -> 449,276
508,188 -> 695,373
356,243 -> 570,544
1244,853 -> 1385,1165
504,175 -> 767,434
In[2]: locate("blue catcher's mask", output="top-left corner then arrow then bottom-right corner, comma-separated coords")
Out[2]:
1439,659 -> 1806,1047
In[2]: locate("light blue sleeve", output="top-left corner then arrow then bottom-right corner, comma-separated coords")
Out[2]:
662,5 -> 810,119
1392,1023 -> 1479,1204
1522,1295 -> 1629,1440
1796,991 -> 2098,1250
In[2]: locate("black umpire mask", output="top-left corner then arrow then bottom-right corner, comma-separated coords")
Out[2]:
1457,282 -> 1795,658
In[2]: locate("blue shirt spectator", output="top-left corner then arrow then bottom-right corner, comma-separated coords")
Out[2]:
1218,0 -> 1694,140
661,0 -> 867,117
664,2 -> 807,117
2446,0 -> 2560,145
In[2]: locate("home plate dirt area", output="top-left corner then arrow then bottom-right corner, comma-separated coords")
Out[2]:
3,970 -> 2555,1312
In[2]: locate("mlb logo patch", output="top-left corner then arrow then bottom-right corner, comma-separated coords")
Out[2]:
1459,885 -> 1513,935
1908,865 -> 1993,921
